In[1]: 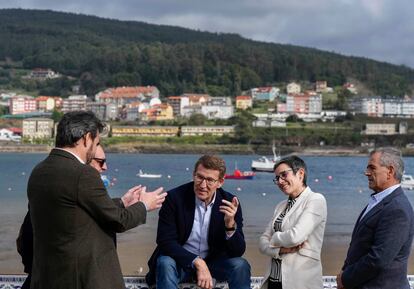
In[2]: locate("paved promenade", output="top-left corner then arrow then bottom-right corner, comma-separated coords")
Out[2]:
1,275 -> 414,289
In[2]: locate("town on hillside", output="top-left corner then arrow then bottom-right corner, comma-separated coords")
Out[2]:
1,68 -> 414,148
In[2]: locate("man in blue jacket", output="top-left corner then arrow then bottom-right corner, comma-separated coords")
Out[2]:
146,155 -> 251,289
337,147 -> 414,289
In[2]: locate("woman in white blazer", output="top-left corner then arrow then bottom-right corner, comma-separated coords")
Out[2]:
259,156 -> 327,289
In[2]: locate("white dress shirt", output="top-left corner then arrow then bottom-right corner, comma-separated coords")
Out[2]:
54,147 -> 85,164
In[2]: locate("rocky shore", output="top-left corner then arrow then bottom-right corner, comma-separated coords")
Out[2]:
106,143 -> 255,154
106,142 -> 368,156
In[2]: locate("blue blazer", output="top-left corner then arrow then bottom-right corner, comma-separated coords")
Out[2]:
342,186 -> 414,289
146,182 -> 246,285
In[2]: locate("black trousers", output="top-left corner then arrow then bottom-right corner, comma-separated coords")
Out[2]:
21,274 -> 31,289
268,280 -> 282,289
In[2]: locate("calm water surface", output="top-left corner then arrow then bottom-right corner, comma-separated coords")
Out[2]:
1,153 -> 414,265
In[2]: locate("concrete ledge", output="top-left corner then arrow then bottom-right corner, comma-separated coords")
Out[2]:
1,275 -> 414,289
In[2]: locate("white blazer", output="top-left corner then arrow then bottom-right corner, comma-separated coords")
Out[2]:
259,187 -> 327,289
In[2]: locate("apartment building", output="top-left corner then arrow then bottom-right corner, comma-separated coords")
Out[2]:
251,87 -> 280,101
9,96 -> 37,115
62,95 -> 90,113
180,126 -> 235,136
22,118 -> 54,139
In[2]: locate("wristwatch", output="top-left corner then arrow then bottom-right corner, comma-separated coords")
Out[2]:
225,223 -> 237,231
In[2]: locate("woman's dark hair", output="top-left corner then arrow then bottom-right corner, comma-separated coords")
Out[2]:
274,155 -> 308,186
55,111 -> 105,148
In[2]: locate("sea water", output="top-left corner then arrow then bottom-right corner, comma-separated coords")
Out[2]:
1,153 -> 414,268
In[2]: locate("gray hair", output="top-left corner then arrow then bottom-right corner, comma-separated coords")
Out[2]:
370,147 -> 404,181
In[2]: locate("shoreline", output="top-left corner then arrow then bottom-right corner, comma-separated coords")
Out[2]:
0,143 -> 371,156
1,142 -> 414,156
0,143 -> 52,153
105,143 -> 369,156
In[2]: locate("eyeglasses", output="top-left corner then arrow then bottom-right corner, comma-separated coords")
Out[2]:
194,173 -> 219,186
93,158 -> 106,168
273,169 -> 293,184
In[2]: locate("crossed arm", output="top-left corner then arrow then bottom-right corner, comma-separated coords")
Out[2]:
259,197 -> 326,258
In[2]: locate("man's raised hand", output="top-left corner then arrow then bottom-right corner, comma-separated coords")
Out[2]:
139,187 -> 167,211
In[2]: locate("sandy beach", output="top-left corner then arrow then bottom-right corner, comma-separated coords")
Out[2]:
2,230 -> 414,277
115,233 -> 414,277
117,236 -> 414,277
0,237 -> 352,276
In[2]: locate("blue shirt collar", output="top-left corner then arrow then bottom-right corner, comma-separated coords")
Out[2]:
370,184 -> 400,202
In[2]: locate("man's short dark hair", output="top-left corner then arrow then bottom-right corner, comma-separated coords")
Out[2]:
194,155 -> 227,179
55,111 -> 104,148
274,155 -> 308,186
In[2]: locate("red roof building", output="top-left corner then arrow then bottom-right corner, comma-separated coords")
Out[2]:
96,86 -> 160,108
236,95 -> 253,110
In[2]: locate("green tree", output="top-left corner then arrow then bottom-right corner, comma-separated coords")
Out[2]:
188,113 -> 208,125
233,110 -> 255,144
1,9 -> 414,97
0,105 -> 7,116
79,72 -> 105,96
286,114 -> 302,122
51,109 -> 64,122
336,88 -> 352,110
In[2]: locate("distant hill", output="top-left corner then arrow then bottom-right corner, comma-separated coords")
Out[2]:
0,8 -> 413,97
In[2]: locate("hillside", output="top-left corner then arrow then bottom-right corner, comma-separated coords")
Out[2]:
0,8 -> 413,97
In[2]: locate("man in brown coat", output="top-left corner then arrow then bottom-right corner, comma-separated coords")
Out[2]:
27,111 -> 167,289
17,144 -> 111,289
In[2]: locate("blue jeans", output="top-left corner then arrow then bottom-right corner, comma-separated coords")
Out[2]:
156,255 -> 251,289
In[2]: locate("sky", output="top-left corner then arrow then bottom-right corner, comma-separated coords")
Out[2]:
1,0 -> 414,68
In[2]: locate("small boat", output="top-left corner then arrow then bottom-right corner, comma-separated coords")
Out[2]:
401,174 -> 414,190
136,169 -> 162,178
225,162 -> 256,180
251,142 -> 281,172
225,169 -> 256,180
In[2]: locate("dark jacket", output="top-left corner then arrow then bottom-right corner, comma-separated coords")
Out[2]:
342,186 -> 414,289
146,181 -> 246,285
16,210 -> 33,274
27,149 -> 147,289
